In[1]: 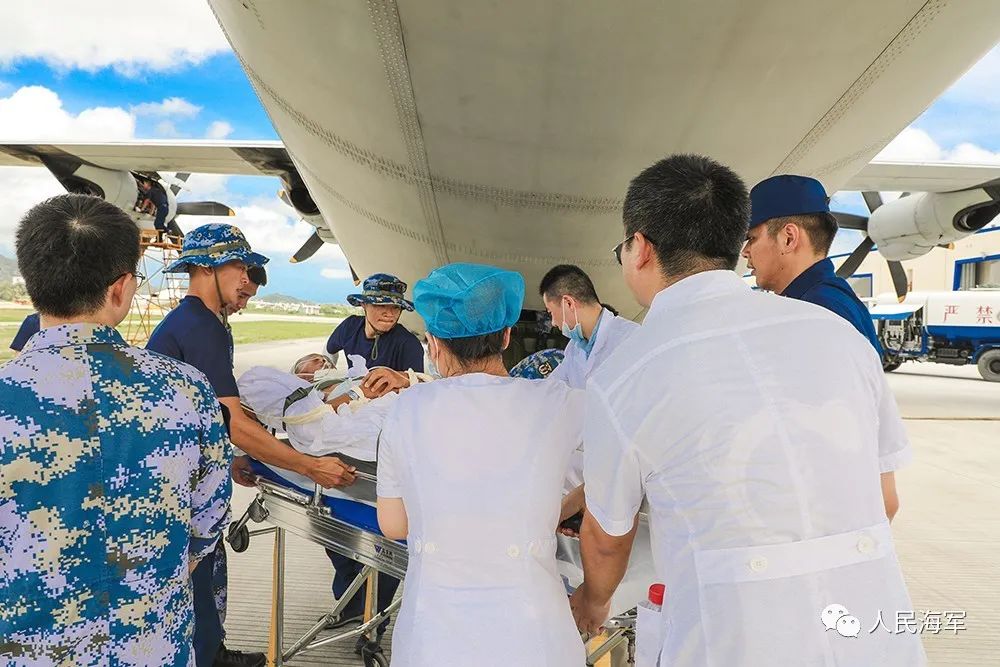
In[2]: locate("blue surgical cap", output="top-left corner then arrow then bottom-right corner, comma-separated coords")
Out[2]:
750,175 -> 830,228
414,263 -> 525,339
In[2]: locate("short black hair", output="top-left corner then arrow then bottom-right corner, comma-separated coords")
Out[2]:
16,194 -> 140,318
439,329 -> 506,366
623,154 -> 750,274
765,213 -> 838,255
538,264 -> 600,304
248,265 -> 268,287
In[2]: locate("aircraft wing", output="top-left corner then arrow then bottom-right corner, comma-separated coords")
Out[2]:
844,160 -> 1000,193
0,140 -> 292,177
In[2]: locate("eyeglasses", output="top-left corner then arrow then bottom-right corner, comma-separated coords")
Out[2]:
109,270 -> 146,289
612,232 -> 656,265
612,235 -> 634,265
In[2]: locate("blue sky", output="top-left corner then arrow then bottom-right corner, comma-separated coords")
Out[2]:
0,2 -> 997,302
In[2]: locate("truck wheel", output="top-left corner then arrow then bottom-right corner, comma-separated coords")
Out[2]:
977,349 -> 1000,382
882,361 -> 901,373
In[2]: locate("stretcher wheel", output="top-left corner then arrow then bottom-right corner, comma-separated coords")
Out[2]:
227,522 -> 250,553
360,646 -> 388,667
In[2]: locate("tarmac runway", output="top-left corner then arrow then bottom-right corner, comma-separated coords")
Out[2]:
225,338 -> 999,665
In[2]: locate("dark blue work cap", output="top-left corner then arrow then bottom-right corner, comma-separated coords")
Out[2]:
749,175 -> 831,228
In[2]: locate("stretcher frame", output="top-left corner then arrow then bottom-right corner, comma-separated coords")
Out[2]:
230,471 -> 636,666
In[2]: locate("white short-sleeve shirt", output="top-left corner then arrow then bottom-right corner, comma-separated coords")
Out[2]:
585,271 -> 923,666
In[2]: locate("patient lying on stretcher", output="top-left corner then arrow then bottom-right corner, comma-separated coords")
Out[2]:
238,354 -> 430,463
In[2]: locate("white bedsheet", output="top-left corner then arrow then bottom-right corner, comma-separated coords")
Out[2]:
238,366 -> 398,461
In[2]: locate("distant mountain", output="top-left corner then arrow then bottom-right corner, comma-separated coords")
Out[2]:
258,292 -> 316,305
0,254 -> 19,282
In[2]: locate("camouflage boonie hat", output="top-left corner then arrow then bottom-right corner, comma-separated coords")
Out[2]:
347,273 -> 414,311
509,348 -> 565,379
165,223 -> 269,273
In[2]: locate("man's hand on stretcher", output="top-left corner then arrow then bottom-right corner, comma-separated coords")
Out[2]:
306,455 -> 357,488
224,396 -> 357,489
361,368 -> 411,397
232,455 -> 257,487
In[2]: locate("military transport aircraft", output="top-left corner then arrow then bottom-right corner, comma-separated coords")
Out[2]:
2,1 -> 1000,325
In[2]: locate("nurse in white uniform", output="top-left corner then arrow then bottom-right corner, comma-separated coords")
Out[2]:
571,154 -> 924,666
376,263 -> 587,667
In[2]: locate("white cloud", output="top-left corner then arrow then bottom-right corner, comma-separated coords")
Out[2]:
178,196 -> 346,262
170,173 -> 231,199
205,120 -> 233,140
875,127 -> 1000,164
0,1 -> 230,75
132,97 -> 201,118
321,267 -> 353,280
0,86 -> 134,141
0,168 -> 67,256
154,120 -> 181,137
0,86 -> 141,252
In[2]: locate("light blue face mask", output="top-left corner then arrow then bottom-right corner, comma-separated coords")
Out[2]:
561,301 -> 586,345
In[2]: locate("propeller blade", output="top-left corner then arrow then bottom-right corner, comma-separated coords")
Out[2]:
170,172 -> 191,196
862,191 -> 884,213
290,231 -> 325,263
888,261 -> 909,302
175,201 -> 235,217
835,236 -> 876,278
831,211 -> 869,231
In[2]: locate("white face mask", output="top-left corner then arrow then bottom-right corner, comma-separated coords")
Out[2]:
426,339 -> 442,377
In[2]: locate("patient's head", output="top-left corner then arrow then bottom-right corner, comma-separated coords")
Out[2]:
292,353 -> 337,381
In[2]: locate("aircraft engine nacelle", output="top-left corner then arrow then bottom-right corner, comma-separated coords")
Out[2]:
281,185 -> 336,244
49,163 -> 182,230
868,189 -> 1000,262
54,164 -> 141,214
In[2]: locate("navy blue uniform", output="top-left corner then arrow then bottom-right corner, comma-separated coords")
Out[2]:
782,258 -> 883,356
326,315 -> 424,372
148,186 -> 169,232
9,312 -> 40,352
147,295 -> 236,665
147,296 -> 238,398
324,315 -> 421,634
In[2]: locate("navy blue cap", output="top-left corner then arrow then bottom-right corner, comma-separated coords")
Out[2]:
750,175 -> 831,228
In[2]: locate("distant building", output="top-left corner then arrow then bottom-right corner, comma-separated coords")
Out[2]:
12,276 -> 25,286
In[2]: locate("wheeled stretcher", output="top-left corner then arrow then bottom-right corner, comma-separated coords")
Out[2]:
228,457 -> 640,666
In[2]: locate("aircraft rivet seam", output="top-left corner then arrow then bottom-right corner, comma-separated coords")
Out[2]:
369,0 -> 450,265
294,158 -> 615,268
778,0 -> 940,171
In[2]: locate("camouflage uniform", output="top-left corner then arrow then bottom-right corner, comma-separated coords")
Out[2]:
0,324 -> 232,666
509,348 -> 566,379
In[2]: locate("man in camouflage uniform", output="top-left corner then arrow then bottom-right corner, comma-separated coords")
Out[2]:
0,194 -> 231,666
